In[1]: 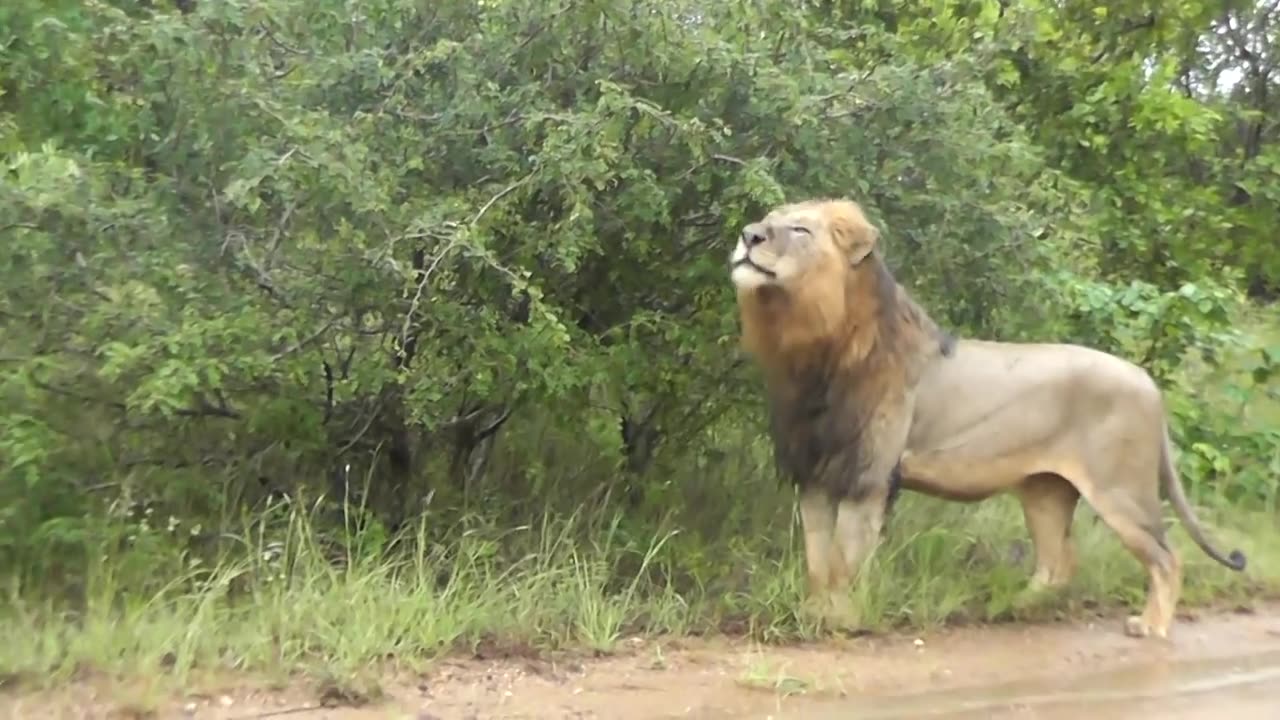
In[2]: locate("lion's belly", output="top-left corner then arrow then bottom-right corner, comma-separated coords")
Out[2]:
898,474 -> 1004,502
898,449 -> 1043,502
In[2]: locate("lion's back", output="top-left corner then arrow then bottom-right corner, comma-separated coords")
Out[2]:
947,338 -> 1156,389
910,338 -> 1163,440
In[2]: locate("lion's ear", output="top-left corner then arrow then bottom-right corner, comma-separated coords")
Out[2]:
827,201 -> 879,265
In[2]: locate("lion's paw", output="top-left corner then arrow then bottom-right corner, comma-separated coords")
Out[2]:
819,597 -> 860,625
1011,584 -> 1057,612
1124,614 -> 1170,640
800,593 -> 863,633
1124,615 -> 1153,638
828,592 -> 856,619
800,594 -> 835,623
823,594 -> 866,633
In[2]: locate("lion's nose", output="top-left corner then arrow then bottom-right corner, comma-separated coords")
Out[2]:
742,224 -> 766,247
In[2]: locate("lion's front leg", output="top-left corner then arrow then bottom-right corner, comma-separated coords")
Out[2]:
827,484 -> 890,626
798,486 -> 839,619
825,409 -> 913,627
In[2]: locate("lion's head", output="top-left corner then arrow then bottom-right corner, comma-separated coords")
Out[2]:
729,198 -> 879,293
730,198 -> 937,373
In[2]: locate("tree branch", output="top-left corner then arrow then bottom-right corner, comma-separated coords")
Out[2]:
395,173 -> 537,368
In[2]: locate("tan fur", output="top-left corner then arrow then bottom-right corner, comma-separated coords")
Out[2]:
729,198 -> 1246,640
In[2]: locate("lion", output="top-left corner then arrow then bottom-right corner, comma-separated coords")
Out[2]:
729,197 -> 1247,640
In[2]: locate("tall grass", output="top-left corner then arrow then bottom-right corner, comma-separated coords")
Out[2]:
4,485 -> 1277,689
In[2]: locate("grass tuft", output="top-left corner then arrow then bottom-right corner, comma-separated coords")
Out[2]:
3,488 -> 1278,690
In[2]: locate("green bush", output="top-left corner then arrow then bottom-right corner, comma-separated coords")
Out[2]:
1,0 -> 1277,683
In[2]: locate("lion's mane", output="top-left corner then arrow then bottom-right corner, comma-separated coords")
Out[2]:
735,204 -> 954,503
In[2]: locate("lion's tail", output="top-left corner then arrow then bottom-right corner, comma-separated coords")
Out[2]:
1159,423 -> 1247,572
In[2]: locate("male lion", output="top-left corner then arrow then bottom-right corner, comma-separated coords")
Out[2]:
729,197 -> 1246,640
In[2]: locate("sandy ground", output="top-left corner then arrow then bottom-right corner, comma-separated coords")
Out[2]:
4,603 -> 1280,719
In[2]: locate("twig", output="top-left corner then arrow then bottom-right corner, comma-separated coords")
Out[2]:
271,320 -> 334,362
395,174 -> 538,361
322,360 -> 335,424
228,705 -> 325,719
30,377 -> 241,419
259,24 -> 312,57
516,2 -> 577,51
710,153 -> 746,166
434,404 -> 490,432
476,407 -> 512,442
335,400 -> 383,455
470,173 -> 535,225
208,186 -> 227,261
264,194 -> 298,270
0,222 -> 41,234
396,238 -> 457,361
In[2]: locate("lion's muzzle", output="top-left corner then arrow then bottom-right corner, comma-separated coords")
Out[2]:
731,256 -> 777,279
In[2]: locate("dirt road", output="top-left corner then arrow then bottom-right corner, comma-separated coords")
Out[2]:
5,604 -> 1280,719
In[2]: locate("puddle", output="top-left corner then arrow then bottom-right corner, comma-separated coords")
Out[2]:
805,649 -> 1280,720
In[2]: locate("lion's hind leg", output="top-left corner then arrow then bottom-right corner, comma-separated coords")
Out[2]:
1099,494 -> 1182,639
1013,473 -> 1081,609
1077,479 -> 1183,640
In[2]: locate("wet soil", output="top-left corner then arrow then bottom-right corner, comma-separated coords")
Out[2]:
5,603 -> 1280,719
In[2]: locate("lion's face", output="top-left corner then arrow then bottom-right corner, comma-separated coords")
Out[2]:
729,199 -> 878,292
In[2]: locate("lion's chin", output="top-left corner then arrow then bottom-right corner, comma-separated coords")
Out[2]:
730,261 -> 776,290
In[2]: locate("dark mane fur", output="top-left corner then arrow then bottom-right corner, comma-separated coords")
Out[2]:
741,251 -> 954,502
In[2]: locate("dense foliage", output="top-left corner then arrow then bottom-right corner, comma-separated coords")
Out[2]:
2,0 -> 1277,643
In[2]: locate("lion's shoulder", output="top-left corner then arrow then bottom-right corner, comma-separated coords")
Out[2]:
849,257 -> 955,371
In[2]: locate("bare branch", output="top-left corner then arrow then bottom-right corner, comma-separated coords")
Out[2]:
259,24 -> 312,56
474,405 -> 513,442
322,360 -> 335,424
395,173 -> 538,366
270,320 -> 335,362
710,153 -> 746,166
515,2 -> 577,52
396,239 -> 457,366
0,223 -> 41,234
227,704 -> 322,720
265,196 -> 298,271
470,173 -> 536,225
30,377 -> 241,420
335,400 -> 383,456
433,404 -> 490,432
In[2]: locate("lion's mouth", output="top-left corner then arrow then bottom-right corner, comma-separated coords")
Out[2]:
732,257 -> 777,279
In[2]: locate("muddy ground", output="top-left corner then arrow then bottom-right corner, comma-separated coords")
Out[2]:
5,603 -> 1280,720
